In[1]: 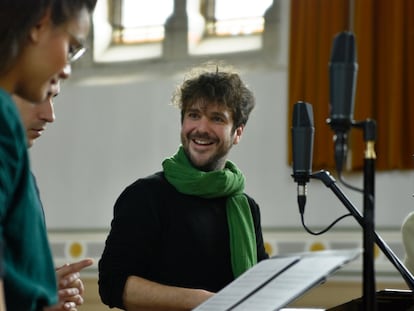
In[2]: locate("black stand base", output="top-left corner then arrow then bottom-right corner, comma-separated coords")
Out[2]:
328,290 -> 414,311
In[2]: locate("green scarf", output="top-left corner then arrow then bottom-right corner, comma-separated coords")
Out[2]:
162,146 -> 257,278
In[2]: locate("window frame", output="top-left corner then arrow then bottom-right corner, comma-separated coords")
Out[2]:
83,0 -> 283,67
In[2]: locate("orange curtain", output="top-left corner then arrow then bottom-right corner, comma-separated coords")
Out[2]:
288,0 -> 414,171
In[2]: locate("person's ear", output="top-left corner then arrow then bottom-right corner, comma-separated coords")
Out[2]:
233,125 -> 244,145
29,8 -> 51,43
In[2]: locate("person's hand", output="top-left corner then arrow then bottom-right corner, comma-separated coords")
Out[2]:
44,258 -> 94,311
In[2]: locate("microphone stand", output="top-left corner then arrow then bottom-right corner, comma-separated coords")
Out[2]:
357,119 -> 377,311
327,118 -> 378,310
310,167 -> 414,292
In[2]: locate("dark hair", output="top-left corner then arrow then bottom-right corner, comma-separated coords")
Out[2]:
172,62 -> 256,130
0,0 -> 97,75
50,0 -> 97,25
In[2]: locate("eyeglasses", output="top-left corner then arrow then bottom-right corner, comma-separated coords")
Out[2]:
67,31 -> 87,63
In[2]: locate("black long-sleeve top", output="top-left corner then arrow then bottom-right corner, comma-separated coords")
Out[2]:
98,172 -> 268,309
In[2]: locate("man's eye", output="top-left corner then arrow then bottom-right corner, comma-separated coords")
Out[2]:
188,113 -> 199,118
212,116 -> 225,122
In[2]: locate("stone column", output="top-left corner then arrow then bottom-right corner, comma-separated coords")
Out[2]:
163,0 -> 189,60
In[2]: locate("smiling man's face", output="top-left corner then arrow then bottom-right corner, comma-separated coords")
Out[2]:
180,100 -> 244,171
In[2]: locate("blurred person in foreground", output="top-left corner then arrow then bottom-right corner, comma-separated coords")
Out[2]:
0,0 -> 96,309
13,83 -> 94,311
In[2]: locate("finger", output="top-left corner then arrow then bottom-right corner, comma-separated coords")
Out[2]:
62,294 -> 84,306
55,262 -> 70,271
56,258 -> 94,277
63,301 -> 77,311
71,278 -> 85,294
58,272 -> 80,289
43,301 -> 74,311
65,278 -> 85,295
58,287 -> 79,299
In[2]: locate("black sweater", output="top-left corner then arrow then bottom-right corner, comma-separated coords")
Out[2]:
98,172 -> 268,309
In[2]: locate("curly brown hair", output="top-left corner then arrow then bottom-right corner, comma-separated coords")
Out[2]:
172,62 -> 256,130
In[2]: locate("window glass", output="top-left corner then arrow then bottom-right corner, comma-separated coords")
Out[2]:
210,0 -> 273,36
117,0 -> 273,43
116,0 -> 174,43
96,0 -> 278,62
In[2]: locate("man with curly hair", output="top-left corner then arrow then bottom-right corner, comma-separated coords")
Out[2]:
99,63 -> 268,310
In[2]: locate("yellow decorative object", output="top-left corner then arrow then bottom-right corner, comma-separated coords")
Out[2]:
264,241 -> 273,256
68,242 -> 84,258
309,241 -> 326,252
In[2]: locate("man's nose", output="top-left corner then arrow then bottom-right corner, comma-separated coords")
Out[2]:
39,99 -> 56,123
196,116 -> 210,131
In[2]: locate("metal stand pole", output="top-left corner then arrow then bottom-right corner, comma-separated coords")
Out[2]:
361,119 -> 377,311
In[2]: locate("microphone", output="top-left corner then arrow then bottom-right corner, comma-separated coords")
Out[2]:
327,32 -> 358,173
291,101 -> 315,213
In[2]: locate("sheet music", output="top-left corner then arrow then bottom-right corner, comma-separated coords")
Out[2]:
194,257 -> 300,311
193,249 -> 361,311
233,255 -> 352,311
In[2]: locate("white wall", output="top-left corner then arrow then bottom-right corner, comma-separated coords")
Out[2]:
29,0 -> 414,231
29,66 -> 414,231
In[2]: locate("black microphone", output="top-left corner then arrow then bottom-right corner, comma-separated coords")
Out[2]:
327,31 -> 358,173
292,101 -> 315,214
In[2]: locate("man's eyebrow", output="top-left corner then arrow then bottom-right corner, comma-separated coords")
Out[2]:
186,107 -> 201,113
211,111 -> 226,116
